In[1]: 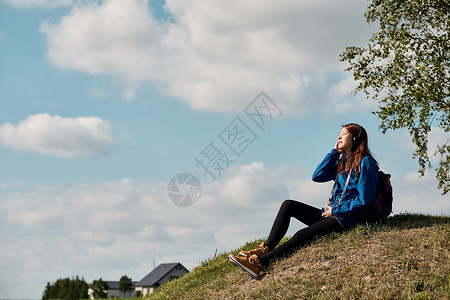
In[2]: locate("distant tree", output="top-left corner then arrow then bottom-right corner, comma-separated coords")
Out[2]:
58,278 -> 72,300
42,277 -> 88,300
340,0 -> 450,194
118,275 -> 134,297
75,276 -> 89,299
42,282 -> 52,300
90,278 -> 109,299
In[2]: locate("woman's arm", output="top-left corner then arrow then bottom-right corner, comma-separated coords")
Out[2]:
312,148 -> 340,182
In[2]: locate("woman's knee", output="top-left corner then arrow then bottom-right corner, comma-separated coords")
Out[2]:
281,199 -> 296,208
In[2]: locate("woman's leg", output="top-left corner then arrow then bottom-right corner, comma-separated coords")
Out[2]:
259,217 -> 343,266
265,200 -> 323,250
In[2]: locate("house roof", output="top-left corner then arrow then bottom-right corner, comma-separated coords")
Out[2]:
135,263 -> 188,287
105,281 -> 137,290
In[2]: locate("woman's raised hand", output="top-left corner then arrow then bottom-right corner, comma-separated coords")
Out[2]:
335,140 -> 343,154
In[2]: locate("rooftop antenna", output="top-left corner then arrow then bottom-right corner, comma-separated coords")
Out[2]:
153,243 -> 155,270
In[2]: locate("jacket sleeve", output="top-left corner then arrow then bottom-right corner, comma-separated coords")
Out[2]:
312,148 -> 340,182
331,156 -> 379,217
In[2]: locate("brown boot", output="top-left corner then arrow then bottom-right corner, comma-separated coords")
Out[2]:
228,254 -> 264,279
238,242 -> 269,257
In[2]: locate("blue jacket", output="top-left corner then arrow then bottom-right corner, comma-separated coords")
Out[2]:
312,148 -> 379,229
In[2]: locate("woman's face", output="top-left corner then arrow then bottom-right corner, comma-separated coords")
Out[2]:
337,127 -> 353,154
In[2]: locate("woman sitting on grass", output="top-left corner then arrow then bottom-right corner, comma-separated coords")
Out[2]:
228,123 -> 379,278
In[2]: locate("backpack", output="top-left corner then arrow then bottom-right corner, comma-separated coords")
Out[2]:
364,170 -> 393,222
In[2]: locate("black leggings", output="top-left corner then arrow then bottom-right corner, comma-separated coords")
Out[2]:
258,200 -> 344,266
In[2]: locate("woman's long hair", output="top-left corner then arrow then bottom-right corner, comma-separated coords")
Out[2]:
337,123 -> 376,175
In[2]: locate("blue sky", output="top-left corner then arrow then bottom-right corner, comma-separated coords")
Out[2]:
0,0 -> 448,299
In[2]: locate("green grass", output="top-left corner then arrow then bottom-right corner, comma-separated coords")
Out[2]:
143,213 -> 450,300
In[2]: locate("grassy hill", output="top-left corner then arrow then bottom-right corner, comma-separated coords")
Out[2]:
145,214 -> 449,300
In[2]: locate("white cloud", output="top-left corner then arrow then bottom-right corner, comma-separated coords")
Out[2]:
0,181 -> 23,190
90,88 -> 108,99
393,171 -> 449,215
1,0 -> 72,9
0,113 -> 115,157
1,161 -> 447,298
40,0 -> 374,114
